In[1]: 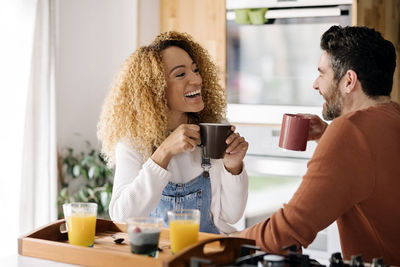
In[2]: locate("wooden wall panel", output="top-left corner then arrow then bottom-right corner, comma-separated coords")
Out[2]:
353,0 -> 400,102
160,0 -> 226,88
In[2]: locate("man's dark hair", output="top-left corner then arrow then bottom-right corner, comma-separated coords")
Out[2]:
321,25 -> 396,97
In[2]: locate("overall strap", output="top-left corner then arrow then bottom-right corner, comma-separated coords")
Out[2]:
201,148 -> 211,178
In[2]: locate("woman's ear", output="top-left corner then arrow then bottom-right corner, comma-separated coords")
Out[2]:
343,69 -> 358,93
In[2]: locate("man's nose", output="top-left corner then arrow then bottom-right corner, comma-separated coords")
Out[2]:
312,78 -> 319,90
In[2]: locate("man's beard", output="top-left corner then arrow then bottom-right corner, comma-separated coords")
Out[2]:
322,81 -> 343,121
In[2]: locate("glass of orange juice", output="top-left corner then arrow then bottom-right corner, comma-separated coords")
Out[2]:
62,202 -> 98,247
168,209 -> 200,253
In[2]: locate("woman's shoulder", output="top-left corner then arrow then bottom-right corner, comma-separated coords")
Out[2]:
115,141 -> 145,163
116,139 -> 135,151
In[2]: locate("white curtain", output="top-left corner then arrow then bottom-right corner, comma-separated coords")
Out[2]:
0,0 -> 36,258
19,0 -> 58,234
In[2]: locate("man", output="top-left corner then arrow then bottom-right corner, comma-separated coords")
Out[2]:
239,26 -> 400,265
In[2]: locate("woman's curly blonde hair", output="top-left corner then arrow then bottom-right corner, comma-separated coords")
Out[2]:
97,31 -> 227,166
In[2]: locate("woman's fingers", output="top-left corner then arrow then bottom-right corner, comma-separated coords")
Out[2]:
226,131 -> 239,144
227,138 -> 248,154
183,136 -> 198,151
175,124 -> 200,141
226,133 -> 247,153
183,124 -> 201,150
186,124 -> 201,139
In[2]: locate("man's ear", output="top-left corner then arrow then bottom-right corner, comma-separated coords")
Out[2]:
343,69 -> 358,93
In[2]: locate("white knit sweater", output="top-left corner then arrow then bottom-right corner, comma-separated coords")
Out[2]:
109,142 -> 248,234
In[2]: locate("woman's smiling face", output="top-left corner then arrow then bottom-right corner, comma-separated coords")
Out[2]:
162,46 -> 204,116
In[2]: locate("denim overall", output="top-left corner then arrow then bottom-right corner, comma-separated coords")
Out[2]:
150,152 -> 219,234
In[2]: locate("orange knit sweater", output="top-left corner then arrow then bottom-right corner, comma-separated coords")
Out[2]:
241,101 -> 400,265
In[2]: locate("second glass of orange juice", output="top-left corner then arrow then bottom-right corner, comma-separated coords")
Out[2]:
168,209 -> 200,253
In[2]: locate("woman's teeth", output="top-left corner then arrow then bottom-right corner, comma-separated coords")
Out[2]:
184,89 -> 201,98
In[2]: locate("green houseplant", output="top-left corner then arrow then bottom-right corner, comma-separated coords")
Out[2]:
58,142 -> 114,219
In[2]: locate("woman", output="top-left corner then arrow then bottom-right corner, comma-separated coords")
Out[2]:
97,31 -> 249,234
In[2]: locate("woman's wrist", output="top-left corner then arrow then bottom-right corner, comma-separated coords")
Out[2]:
224,162 -> 243,175
151,145 -> 172,169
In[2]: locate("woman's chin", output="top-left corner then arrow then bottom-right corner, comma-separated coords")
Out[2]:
185,99 -> 204,112
189,105 -> 204,113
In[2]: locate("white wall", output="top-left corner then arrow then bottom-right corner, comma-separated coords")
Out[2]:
139,0 -> 160,46
55,0 -> 161,152
56,0 -> 139,151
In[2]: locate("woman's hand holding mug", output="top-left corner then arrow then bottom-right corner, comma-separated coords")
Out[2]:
152,124 -> 200,169
223,126 -> 249,175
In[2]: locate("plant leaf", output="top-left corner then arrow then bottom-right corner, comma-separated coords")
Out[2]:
77,189 -> 88,202
87,188 -> 94,197
60,187 -> 68,198
94,166 -> 100,179
88,166 -> 95,179
72,165 -> 80,177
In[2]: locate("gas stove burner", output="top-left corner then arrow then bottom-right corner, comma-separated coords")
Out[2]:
189,244 -> 390,267
329,253 -> 388,267
189,244 -> 324,267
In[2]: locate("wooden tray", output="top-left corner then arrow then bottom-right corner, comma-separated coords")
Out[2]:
18,219 -> 255,267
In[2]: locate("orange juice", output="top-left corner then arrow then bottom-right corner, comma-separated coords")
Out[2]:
169,220 -> 199,253
67,214 -> 97,246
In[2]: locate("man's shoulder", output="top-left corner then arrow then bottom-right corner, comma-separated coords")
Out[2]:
345,101 -> 399,122
327,101 -> 400,137
321,111 -> 368,142
328,112 -> 360,131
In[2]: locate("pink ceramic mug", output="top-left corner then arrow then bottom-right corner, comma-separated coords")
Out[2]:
279,114 -> 310,151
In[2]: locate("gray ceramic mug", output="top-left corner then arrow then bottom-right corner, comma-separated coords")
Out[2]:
199,123 -> 233,159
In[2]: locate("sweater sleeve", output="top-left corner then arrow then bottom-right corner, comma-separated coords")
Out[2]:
241,117 -> 374,253
108,143 -> 171,222
218,162 -> 249,224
